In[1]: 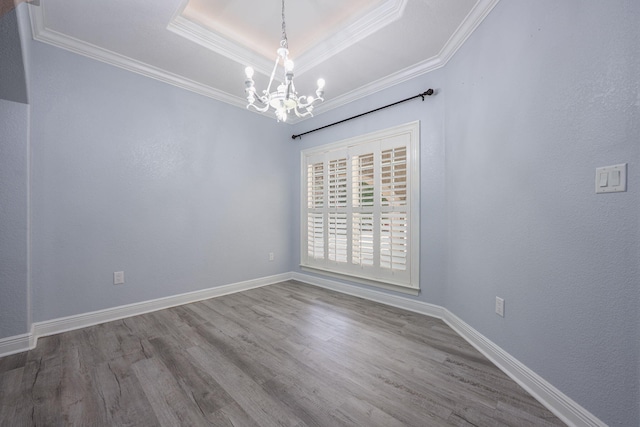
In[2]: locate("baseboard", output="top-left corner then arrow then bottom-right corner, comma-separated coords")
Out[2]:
290,271 -> 443,319
0,333 -> 35,358
0,272 -> 291,358
293,271 -> 606,427
442,310 -> 606,427
0,271 -> 606,427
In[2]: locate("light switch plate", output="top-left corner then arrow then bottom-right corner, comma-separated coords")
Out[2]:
595,164 -> 627,193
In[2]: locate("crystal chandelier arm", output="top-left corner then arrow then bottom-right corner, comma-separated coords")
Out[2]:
293,104 -> 313,119
296,93 -> 322,109
248,102 -> 270,113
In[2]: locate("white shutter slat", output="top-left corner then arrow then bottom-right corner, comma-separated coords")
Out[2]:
352,153 -> 375,208
328,213 -> 348,262
380,212 -> 407,271
352,213 -> 374,266
307,162 -> 324,209
381,146 -> 407,207
307,213 -> 324,260
328,158 -> 348,209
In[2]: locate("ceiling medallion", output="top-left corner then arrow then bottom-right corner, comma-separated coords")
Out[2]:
243,0 -> 325,122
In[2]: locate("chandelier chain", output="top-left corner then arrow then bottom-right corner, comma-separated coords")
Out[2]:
281,0 -> 288,49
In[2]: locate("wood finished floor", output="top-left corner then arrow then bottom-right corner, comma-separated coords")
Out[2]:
0,281 -> 564,426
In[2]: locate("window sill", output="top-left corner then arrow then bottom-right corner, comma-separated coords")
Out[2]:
300,265 -> 420,296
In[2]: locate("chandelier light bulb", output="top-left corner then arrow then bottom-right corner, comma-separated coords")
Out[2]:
317,78 -> 325,89
244,66 -> 254,79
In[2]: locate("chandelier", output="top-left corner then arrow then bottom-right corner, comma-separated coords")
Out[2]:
244,0 -> 325,122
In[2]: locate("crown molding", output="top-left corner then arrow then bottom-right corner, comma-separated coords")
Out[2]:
167,0 -> 407,79
27,0 -> 500,123
167,14 -> 276,77
438,0 -> 501,64
27,3 -> 247,110
310,0 -> 501,116
287,0 -> 408,76
312,55 -> 445,117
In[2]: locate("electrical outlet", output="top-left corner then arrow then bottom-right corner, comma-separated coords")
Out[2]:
114,271 -> 125,285
495,297 -> 505,317
268,252 -> 275,261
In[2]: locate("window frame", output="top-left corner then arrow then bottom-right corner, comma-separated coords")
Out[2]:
300,121 -> 420,294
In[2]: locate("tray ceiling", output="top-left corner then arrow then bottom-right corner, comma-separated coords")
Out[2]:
28,0 -> 500,121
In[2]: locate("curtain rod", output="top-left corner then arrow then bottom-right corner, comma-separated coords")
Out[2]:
291,89 -> 434,140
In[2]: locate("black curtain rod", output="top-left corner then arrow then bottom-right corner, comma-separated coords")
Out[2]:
291,88 -> 434,140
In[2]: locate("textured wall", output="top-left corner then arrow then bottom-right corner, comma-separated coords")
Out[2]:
0,99 -> 30,339
0,8 -> 28,104
291,0 -> 639,424
27,39 -> 293,322
0,6 -> 30,340
443,0 -> 639,425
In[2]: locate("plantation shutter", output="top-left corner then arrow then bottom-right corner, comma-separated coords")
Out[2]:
301,121 -> 419,292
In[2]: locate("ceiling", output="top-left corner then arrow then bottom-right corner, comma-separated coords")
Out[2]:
26,0 -> 499,122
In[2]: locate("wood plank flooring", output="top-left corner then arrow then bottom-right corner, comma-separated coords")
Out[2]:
0,281 -> 565,426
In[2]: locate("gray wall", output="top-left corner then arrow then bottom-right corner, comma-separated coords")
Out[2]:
444,1 -> 639,425
0,100 -> 29,338
0,7 -> 30,338
0,8 -> 28,104
292,1 -> 639,425
26,33 -> 293,322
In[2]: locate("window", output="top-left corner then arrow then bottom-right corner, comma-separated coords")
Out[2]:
301,121 -> 420,293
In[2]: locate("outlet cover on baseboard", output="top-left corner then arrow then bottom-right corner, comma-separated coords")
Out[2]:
495,297 -> 505,317
114,271 -> 125,285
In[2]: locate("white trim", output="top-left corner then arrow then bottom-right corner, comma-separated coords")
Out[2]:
292,271 -> 607,427
312,56 -> 444,117
167,15 -> 275,78
300,266 -> 419,296
293,0 -> 407,76
26,0 -> 499,123
31,273 -> 290,343
0,273 -> 291,358
291,272 -> 440,318
442,310 -> 607,427
0,333 -> 34,358
167,0 -> 407,79
27,3 -> 247,111
437,0 -> 500,65
0,270 -> 605,427
310,0 -> 501,117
